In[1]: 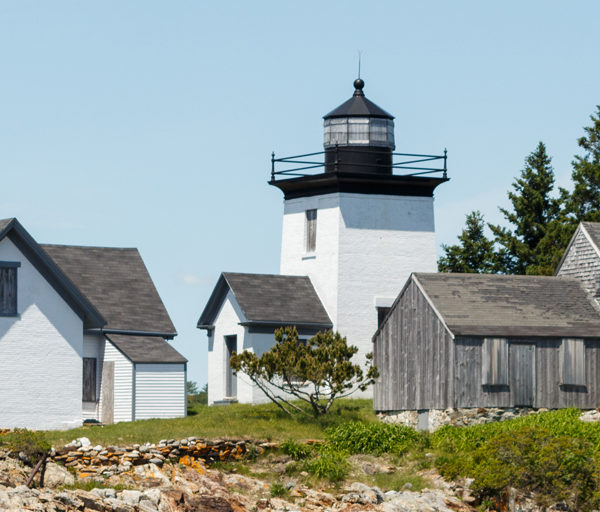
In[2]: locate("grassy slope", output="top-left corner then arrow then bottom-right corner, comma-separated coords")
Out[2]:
41,399 -> 377,447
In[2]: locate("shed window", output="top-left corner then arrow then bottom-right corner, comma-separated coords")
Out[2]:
305,209 -> 317,253
83,358 -> 97,401
482,337 -> 508,386
560,338 -> 585,386
0,262 -> 19,316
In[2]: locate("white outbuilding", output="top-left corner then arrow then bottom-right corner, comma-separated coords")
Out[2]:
198,272 -> 332,405
0,218 -> 187,430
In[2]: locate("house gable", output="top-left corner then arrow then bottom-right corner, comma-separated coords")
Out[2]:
373,276 -> 455,412
0,235 -> 85,430
556,223 -> 600,300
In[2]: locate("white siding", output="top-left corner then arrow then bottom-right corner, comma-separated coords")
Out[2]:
207,291 -> 247,405
103,339 -> 133,423
0,237 -> 84,430
134,364 -> 186,419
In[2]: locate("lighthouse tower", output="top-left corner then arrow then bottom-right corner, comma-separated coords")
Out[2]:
270,79 -> 448,393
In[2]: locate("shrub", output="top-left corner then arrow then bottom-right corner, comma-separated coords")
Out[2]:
435,424 -> 600,510
270,482 -> 289,498
0,429 -> 50,465
281,440 -> 312,460
302,449 -> 349,482
326,421 -> 425,455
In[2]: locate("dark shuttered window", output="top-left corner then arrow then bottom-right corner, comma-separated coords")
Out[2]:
83,358 -> 97,401
0,262 -> 20,316
305,209 -> 317,253
560,338 -> 585,386
482,337 -> 508,386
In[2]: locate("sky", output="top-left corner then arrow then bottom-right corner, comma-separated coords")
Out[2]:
1,1 -> 599,386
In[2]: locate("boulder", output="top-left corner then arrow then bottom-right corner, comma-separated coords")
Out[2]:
42,461 -> 75,488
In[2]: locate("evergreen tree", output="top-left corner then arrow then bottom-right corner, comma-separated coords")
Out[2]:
438,211 -> 500,273
489,142 -> 559,275
564,105 -> 600,221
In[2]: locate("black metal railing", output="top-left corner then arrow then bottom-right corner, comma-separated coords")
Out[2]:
270,147 -> 448,180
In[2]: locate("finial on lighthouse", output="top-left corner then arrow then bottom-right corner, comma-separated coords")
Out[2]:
353,78 -> 365,96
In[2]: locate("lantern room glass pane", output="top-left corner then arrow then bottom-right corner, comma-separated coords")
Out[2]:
324,118 -> 348,146
324,117 -> 394,148
348,118 -> 369,144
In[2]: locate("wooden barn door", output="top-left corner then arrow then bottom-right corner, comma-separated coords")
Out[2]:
510,343 -> 535,406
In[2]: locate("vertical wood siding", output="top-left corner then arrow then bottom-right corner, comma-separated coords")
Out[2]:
482,338 -> 508,385
373,279 -> 454,411
102,340 -> 133,423
560,338 -> 586,386
134,364 -> 186,420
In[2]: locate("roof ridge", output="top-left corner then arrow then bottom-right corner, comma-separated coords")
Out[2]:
40,243 -> 137,251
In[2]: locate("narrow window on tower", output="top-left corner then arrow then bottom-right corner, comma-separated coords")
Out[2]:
305,209 -> 317,253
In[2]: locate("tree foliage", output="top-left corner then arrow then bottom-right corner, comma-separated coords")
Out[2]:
439,107 -> 600,276
438,211 -> 500,273
489,142 -> 560,275
565,105 -> 600,221
229,326 -> 378,416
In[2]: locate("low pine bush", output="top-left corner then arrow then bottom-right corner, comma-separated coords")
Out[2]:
0,429 -> 50,465
326,421 -> 425,455
433,416 -> 600,510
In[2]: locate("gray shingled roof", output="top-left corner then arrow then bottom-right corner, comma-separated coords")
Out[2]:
198,272 -> 332,328
415,273 -> 600,337
41,244 -> 176,334
106,334 -> 187,363
582,222 -> 600,252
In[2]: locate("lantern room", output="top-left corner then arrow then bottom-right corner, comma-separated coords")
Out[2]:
323,79 -> 395,174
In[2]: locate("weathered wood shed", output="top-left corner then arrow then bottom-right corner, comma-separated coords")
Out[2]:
373,272 -> 600,415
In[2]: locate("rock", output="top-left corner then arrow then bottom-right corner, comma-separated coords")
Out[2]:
55,491 -> 84,509
141,487 -> 162,506
91,487 -> 117,499
581,410 -> 600,422
77,437 -> 91,448
42,462 -> 75,488
402,482 -> 413,490
119,489 -> 142,506
93,445 -> 103,452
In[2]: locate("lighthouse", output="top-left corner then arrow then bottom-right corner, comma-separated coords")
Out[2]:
270,79 -> 448,394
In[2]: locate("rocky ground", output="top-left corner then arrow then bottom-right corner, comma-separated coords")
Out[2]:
0,435 -> 565,511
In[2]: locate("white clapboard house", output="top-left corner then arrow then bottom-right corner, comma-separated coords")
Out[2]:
0,218 -> 187,430
198,78 -> 448,404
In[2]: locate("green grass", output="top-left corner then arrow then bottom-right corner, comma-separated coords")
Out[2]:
40,399 -> 376,447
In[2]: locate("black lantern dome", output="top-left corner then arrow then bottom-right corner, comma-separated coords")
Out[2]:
323,79 -> 395,174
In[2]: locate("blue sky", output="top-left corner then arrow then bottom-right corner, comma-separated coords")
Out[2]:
1,1 -> 599,386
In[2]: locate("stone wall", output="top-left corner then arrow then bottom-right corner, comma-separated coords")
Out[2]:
379,407 -> 552,431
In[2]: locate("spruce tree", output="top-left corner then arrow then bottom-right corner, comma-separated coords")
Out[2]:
489,142 -> 559,275
564,105 -> 600,221
438,211 -> 500,273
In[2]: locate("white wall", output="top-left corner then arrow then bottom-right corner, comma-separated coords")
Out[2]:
280,192 -> 437,397
103,339 -> 133,423
135,363 -> 186,419
207,291 -> 248,405
82,334 -> 105,421
0,237 -> 84,430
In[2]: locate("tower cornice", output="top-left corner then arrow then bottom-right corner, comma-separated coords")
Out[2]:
269,172 -> 449,200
